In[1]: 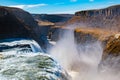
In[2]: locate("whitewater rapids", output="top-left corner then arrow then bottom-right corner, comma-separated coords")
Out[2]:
0,39 -> 69,80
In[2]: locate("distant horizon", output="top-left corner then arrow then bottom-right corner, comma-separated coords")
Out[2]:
0,0 -> 120,14
31,4 -> 120,14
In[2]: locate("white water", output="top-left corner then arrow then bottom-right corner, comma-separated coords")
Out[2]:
0,33 -> 120,80
0,39 -> 43,53
49,30 -> 120,80
0,39 -> 68,80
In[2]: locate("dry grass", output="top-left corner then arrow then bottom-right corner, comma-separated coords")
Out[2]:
36,19 -> 54,26
75,27 -> 117,41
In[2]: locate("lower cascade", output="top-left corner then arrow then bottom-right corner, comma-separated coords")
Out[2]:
0,38 -> 69,80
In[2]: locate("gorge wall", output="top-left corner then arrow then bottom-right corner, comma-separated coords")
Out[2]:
44,5 -> 120,62
0,6 -> 48,49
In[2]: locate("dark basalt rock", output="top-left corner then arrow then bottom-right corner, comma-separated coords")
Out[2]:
0,6 -> 48,49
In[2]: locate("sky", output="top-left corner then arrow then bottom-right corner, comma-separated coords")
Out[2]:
0,0 -> 120,14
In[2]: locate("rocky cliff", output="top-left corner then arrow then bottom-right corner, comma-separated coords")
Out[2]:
102,34 -> 120,59
67,5 -> 120,31
75,5 -> 120,16
73,5 -> 120,60
0,6 -> 48,48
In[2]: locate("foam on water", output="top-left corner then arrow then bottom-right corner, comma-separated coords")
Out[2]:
0,39 -> 43,53
0,39 -> 69,80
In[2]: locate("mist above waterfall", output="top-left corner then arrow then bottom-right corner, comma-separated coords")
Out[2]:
48,30 -> 120,80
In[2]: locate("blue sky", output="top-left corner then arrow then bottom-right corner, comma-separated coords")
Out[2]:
0,0 -> 120,14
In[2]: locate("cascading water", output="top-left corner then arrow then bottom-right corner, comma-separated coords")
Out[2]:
0,38 -> 69,80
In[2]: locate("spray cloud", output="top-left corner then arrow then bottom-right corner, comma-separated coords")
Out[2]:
48,28 -> 120,80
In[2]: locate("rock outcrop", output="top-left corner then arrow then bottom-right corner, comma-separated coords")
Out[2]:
0,6 -> 48,49
102,34 -> 120,60
67,5 -> 120,31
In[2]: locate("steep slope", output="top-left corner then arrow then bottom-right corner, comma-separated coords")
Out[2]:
0,6 -> 48,48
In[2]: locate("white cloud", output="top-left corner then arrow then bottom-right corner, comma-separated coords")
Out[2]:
89,0 -> 94,2
9,5 -> 25,9
27,4 -> 47,8
71,0 -> 77,2
9,4 -> 47,9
